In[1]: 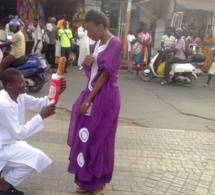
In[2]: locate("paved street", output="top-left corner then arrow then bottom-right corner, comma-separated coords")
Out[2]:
31,65 -> 215,132
18,109 -> 215,195
2,65 -> 215,194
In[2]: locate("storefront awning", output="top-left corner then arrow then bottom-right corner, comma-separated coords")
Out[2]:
175,0 -> 215,12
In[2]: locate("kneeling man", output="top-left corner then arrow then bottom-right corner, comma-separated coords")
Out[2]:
0,68 -> 66,195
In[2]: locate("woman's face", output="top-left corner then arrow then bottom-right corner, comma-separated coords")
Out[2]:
84,21 -> 103,41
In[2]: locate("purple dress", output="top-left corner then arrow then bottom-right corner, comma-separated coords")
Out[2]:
67,37 -> 121,190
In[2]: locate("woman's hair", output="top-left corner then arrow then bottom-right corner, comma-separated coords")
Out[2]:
85,10 -> 108,28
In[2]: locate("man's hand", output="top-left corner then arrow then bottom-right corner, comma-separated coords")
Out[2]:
40,103 -> 56,119
59,77 -> 66,95
84,55 -> 94,67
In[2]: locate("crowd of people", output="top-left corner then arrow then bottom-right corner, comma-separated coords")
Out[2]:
0,13 -> 92,76
127,22 -> 215,86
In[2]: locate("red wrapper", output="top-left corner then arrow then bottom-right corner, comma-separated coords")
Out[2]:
47,74 -> 61,105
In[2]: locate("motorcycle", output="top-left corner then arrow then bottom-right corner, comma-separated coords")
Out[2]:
0,43 -> 49,93
141,50 -> 205,87
11,54 -> 50,93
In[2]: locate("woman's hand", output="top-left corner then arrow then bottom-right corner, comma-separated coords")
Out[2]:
84,55 -> 94,67
79,101 -> 90,114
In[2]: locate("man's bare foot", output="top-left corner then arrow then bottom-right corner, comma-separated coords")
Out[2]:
0,178 -> 10,191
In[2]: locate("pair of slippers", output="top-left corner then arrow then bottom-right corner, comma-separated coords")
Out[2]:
75,184 -> 106,195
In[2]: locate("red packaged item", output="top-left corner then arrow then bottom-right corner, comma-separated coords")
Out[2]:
47,57 -> 66,105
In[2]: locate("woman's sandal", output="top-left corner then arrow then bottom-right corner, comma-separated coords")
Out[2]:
83,184 -> 106,195
75,184 -> 88,193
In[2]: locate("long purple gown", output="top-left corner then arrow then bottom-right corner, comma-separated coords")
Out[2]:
67,36 -> 121,190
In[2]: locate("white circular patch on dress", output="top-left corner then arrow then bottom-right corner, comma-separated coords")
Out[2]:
77,153 -> 85,167
79,128 -> 89,143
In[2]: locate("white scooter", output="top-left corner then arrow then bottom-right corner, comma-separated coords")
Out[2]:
141,51 -> 204,87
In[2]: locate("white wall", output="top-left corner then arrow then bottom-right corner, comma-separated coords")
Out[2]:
153,0 -> 175,50
161,0 -> 175,20
154,19 -> 166,51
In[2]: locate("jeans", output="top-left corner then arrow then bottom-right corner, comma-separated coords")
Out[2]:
0,54 -> 16,79
164,57 -> 182,81
61,47 -> 70,70
46,44 -> 56,68
25,41 -> 34,55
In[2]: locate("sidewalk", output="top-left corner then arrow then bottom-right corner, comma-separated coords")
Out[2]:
18,108 -> 215,195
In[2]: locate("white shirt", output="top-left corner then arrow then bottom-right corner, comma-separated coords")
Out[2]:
46,23 -> 53,32
0,90 -> 47,146
161,35 -> 176,48
127,34 -> 136,52
78,26 -> 90,66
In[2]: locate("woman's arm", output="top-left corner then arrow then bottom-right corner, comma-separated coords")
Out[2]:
79,69 -> 109,114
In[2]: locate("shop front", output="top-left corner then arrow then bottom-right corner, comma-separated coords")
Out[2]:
0,0 -> 48,40
173,0 -> 215,38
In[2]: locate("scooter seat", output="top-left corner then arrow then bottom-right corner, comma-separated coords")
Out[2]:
179,59 -> 192,64
11,56 -> 29,68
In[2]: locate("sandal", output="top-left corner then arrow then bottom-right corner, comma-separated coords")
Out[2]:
83,184 -> 106,195
75,184 -> 87,193
161,80 -> 169,86
0,184 -> 25,195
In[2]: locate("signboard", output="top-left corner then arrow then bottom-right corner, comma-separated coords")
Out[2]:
85,0 -> 101,6
85,0 -> 101,12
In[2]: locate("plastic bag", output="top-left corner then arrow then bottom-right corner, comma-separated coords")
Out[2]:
157,62 -> 165,75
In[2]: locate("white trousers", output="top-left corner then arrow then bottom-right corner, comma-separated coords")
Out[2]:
0,141 -> 52,186
2,162 -> 34,186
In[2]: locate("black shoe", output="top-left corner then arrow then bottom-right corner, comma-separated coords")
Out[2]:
0,184 -> 25,195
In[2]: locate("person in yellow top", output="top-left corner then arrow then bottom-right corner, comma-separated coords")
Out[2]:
202,29 -> 215,72
0,19 -> 25,79
58,20 -> 73,73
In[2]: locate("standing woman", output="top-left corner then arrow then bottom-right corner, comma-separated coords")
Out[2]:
132,23 -> 152,69
202,29 -> 215,72
67,10 -> 121,195
186,28 -> 202,47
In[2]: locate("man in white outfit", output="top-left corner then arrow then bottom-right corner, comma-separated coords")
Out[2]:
0,68 -> 66,195
127,30 -> 136,72
77,25 -> 90,70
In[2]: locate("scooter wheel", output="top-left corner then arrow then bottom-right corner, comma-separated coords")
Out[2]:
183,74 -> 196,87
140,69 -> 153,82
26,76 -> 43,93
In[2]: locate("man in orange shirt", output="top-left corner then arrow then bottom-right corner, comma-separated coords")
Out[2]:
57,14 -> 67,29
